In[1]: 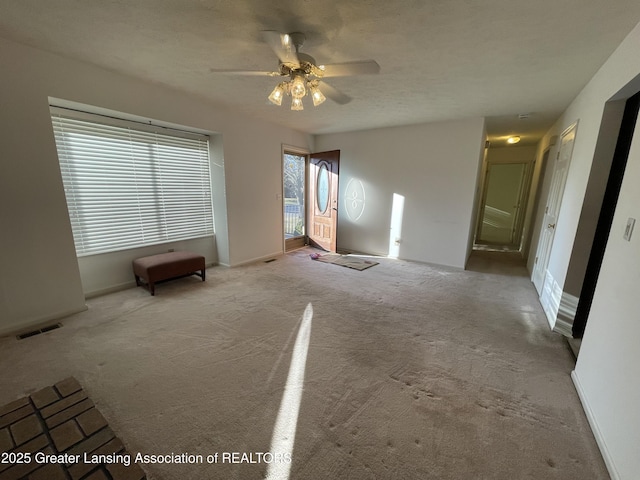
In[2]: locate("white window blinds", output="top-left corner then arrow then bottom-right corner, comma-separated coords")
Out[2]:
51,108 -> 214,256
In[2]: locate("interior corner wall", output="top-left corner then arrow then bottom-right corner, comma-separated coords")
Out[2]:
0,56 -> 87,335
465,129 -> 488,266
208,134 -> 230,267
562,100 -> 625,298
314,117 -> 486,268
524,20 -> 640,480
0,37 -> 311,333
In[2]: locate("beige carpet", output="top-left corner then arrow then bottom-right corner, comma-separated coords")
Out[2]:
0,249 -> 608,479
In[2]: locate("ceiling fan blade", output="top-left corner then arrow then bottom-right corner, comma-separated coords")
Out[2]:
318,81 -> 351,105
261,30 -> 300,68
319,60 -> 380,78
210,69 -> 280,77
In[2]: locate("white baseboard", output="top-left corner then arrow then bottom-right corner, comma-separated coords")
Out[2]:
571,370 -> 620,480
0,305 -> 88,338
559,292 -> 578,322
540,270 -> 562,330
553,319 -> 573,337
554,292 -> 579,337
231,251 -> 283,267
85,281 -> 137,299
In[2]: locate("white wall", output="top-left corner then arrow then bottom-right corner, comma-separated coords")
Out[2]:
314,118 -> 486,268
562,100 -> 625,298
465,126 -> 487,265
526,21 -> 640,480
573,111 -> 640,480
485,145 -> 538,165
0,37 -> 312,334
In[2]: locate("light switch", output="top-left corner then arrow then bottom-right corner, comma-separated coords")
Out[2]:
623,217 -> 635,241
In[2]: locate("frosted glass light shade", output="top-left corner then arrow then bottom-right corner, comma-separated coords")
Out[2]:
268,84 -> 285,106
290,75 -> 306,99
310,86 -> 326,106
291,97 -> 304,111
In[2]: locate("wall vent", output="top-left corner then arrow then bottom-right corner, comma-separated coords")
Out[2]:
17,323 -> 62,340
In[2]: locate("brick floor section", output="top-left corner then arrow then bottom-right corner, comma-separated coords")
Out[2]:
9,416 -> 42,446
0,378 -> 146,480
29,388 -> 59,410
76,409 -> 108,437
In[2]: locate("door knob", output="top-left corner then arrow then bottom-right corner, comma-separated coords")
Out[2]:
548,223 -> 556,229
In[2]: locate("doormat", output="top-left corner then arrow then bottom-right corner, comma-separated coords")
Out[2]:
0,377 -> 146,480
312,253 -> 379,271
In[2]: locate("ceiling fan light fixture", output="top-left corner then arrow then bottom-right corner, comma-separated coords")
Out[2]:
268,83 -> 286,105
291,97 -> 304,111
290,75 -> 307,99
310,85 -> 326,106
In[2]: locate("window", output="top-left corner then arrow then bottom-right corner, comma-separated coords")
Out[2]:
51,108 -> 214,256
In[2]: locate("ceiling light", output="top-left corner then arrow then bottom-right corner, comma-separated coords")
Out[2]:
507,136 -> 521,144
268,83 -> 286,106
290,75 -> 307,99
267,75 -> 327,111
291,97 -> 304,111
310,85 -> 326,106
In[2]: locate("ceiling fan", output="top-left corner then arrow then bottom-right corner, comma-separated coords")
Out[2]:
211,31 -> 380,110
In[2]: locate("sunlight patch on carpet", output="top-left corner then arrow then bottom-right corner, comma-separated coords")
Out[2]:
265,303 -> 313,480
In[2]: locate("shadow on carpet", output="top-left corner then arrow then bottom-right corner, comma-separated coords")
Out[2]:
311,253 -> 379,271
0,377 -> 145,480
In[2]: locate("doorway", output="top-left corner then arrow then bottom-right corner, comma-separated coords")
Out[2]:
283,151 -> 307,252
475,161 -> 532,250
283,149 -> 341,253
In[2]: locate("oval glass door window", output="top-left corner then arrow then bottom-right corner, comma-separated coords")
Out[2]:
317,164 -> 330,213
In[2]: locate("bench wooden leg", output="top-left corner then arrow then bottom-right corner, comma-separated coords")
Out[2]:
135,274 -> 155,295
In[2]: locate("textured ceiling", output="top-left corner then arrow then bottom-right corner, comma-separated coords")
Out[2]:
2,0 -> 640,145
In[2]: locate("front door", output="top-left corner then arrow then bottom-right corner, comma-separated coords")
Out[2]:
309,150 -> 340,252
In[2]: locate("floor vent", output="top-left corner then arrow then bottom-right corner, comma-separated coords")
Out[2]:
264,258 -> 276,263
17,323 -> 62,340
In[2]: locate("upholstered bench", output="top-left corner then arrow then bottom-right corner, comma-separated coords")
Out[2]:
132,251 -> 205,296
